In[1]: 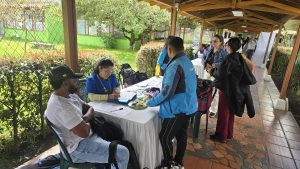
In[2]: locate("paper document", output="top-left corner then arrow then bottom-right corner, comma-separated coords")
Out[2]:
91,102 -> 130,117
118,91 -> 136,103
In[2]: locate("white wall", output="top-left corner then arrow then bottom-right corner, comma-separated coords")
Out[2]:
252,32 -> 276,66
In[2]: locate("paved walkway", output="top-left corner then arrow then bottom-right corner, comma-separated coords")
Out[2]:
17,67 -> 300,169
183,67 -> 300,169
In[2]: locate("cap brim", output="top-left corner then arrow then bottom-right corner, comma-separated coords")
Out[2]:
73,73 -> 83,78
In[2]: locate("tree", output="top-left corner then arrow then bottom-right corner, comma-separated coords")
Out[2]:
177,16 -> 198,41
76,0 -> 169,49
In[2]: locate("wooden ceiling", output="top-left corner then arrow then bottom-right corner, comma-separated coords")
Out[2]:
144,0 -> 300,33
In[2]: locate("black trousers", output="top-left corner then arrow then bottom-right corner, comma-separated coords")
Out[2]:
159,114 -> 190,166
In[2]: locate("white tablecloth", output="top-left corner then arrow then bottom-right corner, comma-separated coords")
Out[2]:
192,58 -> 205,78
89,77 -> 163,169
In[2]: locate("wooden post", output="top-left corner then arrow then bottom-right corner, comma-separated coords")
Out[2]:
199,21 -> 204,46
268,25 -> 283,74
279,26 -> 300,99
170,6 -> 177,36
262,31 -> 273,64
61,0 -> 79,72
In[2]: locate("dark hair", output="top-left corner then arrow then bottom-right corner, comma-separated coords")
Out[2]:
227,37 -> 241,52
49,80 -> 64,90
93,58 -> 114,74
214,34 -> 224,45
164,36 -> 175,48
167,36 -> 184,53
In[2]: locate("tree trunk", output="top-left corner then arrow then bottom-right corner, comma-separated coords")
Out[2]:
183,27 -> 186,42
8,73 -> 18,150
38,76 -> 45,138
179,26 -> 181,37
111,24 -> 115,36
129,33 -> 135,50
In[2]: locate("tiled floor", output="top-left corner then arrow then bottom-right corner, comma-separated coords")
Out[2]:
17,67 -> 300,169
183,67 -> 300,169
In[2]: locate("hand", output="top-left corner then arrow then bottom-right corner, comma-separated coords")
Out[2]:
206,63 -> 212,69
108,94 -> 120,100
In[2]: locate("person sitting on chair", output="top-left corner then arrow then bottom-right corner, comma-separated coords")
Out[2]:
45,65 -> 129,168
86,58 -> 121,101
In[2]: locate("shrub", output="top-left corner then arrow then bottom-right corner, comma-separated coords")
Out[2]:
101,34 -> 116,49
136,42 -> 163,77
136,42 -> 195,77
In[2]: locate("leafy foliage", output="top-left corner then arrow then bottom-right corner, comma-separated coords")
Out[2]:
76,0 -> 169,49
136,42 -> 195,77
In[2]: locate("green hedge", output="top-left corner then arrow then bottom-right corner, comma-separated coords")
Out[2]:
271,47 -> 300,121
136,42 -> 194,77
0,51 -> 118,153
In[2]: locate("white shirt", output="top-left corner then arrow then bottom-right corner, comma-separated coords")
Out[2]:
45,93 -> 86,153
247,40 -> 256,50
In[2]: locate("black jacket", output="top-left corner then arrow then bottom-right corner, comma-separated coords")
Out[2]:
212,52 -> 255,118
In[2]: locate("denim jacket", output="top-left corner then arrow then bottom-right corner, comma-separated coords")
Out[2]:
204,48 -> 228,67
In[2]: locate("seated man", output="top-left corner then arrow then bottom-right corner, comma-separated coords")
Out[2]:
45,65 -> 129,168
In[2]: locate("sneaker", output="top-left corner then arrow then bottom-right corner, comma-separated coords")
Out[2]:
171,161 -> 185,169
209,112 -> 216,118
210,134 -> 226,143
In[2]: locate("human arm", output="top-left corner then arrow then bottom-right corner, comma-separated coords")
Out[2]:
147,64 -> 181,107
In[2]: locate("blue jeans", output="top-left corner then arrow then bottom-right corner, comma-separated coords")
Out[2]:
70,134 -> 129,169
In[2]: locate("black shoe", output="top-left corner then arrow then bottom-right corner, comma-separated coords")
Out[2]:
171,161 -> 185,169
209,112 -> 216,118
210,134 -> 226,143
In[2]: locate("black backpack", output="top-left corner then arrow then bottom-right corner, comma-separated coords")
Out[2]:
119,63 -> 136,87
109,140 -> 141,169
90,116 -> 124,141
90,116 -> 141,169
119,64 -> 148,87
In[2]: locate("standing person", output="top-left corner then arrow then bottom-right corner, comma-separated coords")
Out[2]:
45,65 -> 129,168
156,36 -> 173,76
147,37 -> 197,169
246,38 -> 256,60
208,37 -> 255,143
242,37 -> 249,54
204,34 -> 227,117
86,58 -> 120,101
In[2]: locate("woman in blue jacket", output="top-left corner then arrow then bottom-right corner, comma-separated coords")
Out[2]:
157,36 -> 174,75
86,58 -> 120,101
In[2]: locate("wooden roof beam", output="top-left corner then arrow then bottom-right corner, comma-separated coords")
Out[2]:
206,16 -> 238,22
204,11 -> 231,21
244,10 -> 281,25
244,17 -> 277,25
236,0 -> 263,7
178,0 -> 209,10
241,6 -> 298,15
264,0 -> 300,15
180,3 -> 231,11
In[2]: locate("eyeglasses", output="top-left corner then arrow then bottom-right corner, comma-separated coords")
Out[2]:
213,40 -> 220,43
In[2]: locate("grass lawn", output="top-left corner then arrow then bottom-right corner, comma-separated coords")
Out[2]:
105,49 -> 137,70
0,39 -> 138,70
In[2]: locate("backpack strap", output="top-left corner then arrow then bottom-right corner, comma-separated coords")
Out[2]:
212,88 -> 218,101
109,140 -> 120,169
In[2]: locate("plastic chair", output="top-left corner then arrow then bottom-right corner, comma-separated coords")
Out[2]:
192,79 -> 215,138
46,118 -> 108,169
78,79 -> 90,102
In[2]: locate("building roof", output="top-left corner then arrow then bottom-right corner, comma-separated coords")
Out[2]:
144,0 -> 300,33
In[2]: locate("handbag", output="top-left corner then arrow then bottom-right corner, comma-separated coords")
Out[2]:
240,56 -> 256,85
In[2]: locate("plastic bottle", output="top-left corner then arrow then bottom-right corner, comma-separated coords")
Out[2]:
155,64 -> 160,77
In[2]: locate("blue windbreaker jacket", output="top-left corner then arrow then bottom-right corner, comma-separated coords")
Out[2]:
148,53 -> 198,118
